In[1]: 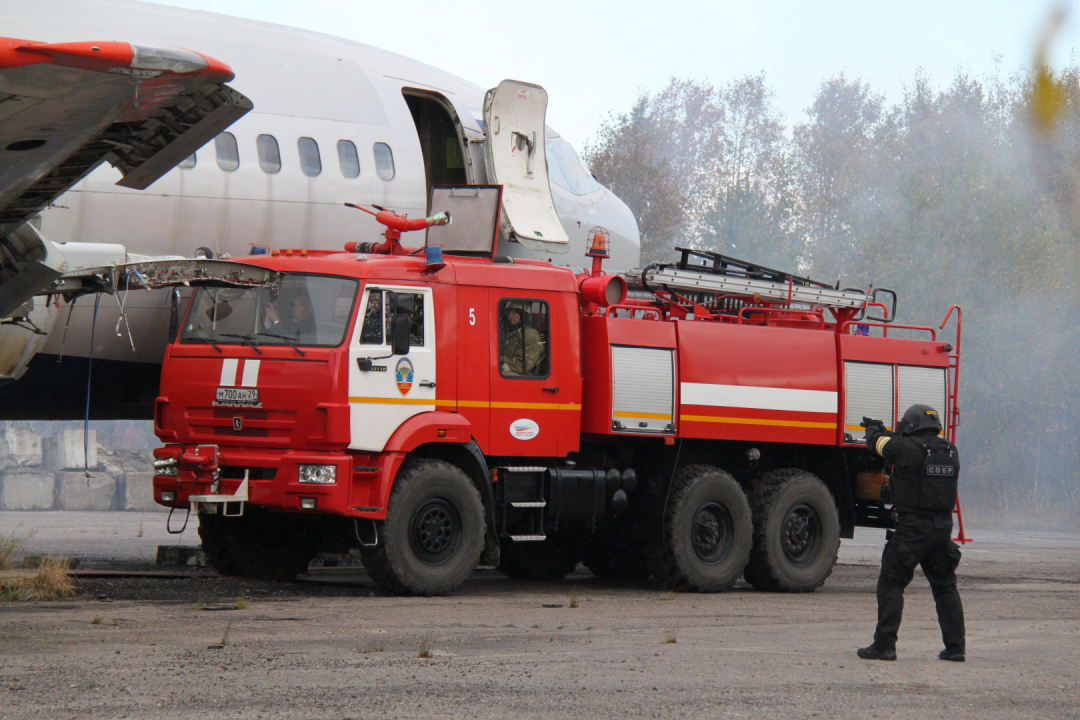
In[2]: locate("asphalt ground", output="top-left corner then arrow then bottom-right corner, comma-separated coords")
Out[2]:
0,511 -> 1077,719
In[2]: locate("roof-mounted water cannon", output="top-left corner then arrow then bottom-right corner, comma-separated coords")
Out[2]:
343,203 -> 451,255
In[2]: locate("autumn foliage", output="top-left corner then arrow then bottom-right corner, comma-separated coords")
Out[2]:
586,68 -> 1080,521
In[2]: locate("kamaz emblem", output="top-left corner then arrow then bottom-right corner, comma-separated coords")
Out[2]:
232,417 -> 243,431
395,358 -> 414,396
926,465 -> 954,476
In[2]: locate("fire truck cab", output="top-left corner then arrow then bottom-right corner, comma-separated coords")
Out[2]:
152,185 -> 963,596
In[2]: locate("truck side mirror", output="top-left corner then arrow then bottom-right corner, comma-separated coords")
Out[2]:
392,293 -> 414,355
392,316 -> 410,355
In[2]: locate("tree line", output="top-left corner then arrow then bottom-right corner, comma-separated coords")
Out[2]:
584,67 -> 1080,522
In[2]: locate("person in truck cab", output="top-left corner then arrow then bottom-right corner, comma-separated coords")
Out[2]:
858,405 -> 966,663
263,292 -> 316,338
499,301 -> 544,376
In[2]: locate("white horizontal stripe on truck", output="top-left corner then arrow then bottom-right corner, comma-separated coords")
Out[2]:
680,383 -> 837,414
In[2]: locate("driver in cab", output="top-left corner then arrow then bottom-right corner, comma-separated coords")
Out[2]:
264,293 -> 316,338
499,301 -> 544,376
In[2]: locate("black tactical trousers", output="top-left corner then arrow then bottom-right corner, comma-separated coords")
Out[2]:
874,513 -> 965,654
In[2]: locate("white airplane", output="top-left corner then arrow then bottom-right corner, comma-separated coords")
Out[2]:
0,0 -> 640,421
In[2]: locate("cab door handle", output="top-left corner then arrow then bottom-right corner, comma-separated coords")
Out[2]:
543,387 -> 559,393
420,381 -> 436,388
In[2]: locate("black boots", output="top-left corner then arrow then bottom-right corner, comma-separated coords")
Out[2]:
857,644 -> 897,661
857,644 -> 965,662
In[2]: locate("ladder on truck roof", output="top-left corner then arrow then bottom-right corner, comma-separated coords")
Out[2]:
623,247 -> 870,311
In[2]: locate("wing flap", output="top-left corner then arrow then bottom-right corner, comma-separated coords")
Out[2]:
0,38 -> 251,236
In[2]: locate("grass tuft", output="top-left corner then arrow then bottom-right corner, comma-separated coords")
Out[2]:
663,628 -> 678,644
417,632 -> 434,658
235,590 -> 248,610
2,557 -> 77,601
220,621 -> 232,646
660,590 -> 677,601
91,615 -> 103,625
136,522 -> 143,539
361,638 -> 385,654
0,529 -> 34,570
569,587 -> 579,609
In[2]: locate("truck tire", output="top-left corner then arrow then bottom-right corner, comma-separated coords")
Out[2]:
743,468 -> 840,592
198,507 -> 321,580
498,535 -> 581,581
649,465 -> 752,592
361,459 -> 484,596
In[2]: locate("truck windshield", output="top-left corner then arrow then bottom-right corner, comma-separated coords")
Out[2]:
179,274 -> 358,348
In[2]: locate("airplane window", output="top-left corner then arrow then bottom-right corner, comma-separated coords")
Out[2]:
337,140 -> 360,178
298,137 -> 322,177
546,138 -> 600,196
373,142 -> 395,181
214,133 -> 239,172
178,153 -> 196,169
256,135 -> 281,174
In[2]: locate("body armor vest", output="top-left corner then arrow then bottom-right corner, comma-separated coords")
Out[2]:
892,437 -> 960,514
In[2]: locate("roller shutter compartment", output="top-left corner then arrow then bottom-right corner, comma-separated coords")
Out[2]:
897,366 -> 947,425
611,346 -> 675,433
844,361 -> 894,443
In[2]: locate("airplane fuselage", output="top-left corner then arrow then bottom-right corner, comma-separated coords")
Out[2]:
0,0 -> 639,419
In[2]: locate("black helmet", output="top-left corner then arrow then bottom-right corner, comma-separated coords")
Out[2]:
899,404 -> 942,436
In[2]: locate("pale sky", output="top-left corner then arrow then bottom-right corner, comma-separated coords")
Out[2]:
164,0 -> 1072,150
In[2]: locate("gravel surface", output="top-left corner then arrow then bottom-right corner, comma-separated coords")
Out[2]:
0,512 -> 1077,719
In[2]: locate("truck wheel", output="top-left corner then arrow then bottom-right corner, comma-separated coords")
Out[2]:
498,535 -> 581,581
198,507 -> 321,580
361,459 -> 484,596
649,465 -> 752,592
743,469 -> 840,592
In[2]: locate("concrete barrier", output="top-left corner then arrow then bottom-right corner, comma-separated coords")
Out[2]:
121,472 -> 166,512
100,448 -> 154,477
0,427 -> 42,468
55,471 -> 116,511
0,469 -> 56,510
42,429 -> 97,472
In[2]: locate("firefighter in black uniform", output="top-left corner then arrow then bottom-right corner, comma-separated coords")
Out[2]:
858,404 -> 966,662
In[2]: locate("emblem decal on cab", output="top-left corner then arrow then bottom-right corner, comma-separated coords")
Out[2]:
509,418 -> 539,440
395,358 -> 415,396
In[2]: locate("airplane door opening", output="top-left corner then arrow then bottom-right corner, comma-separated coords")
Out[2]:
402,90 -> 470,196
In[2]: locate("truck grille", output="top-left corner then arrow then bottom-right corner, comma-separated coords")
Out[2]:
185,407 -> 297,443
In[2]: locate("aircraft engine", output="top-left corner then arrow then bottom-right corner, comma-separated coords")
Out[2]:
0,295 -> 56,382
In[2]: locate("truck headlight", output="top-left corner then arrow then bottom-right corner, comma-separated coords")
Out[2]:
298,464 -> 337,484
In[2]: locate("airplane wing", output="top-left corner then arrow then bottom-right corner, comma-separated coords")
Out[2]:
0,37 -> 252,239
0,37 -> 252,318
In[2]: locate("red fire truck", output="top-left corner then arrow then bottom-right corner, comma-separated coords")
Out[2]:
150,183 -> 963,596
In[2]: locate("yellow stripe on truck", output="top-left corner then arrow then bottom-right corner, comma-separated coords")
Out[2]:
845,423 -> 893,432
348,397 -> 581,411
348,397 -> 451,407
614,411 -> 672,420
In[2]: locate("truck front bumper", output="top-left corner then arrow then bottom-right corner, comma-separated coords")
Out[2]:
152,445 -> 405,519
